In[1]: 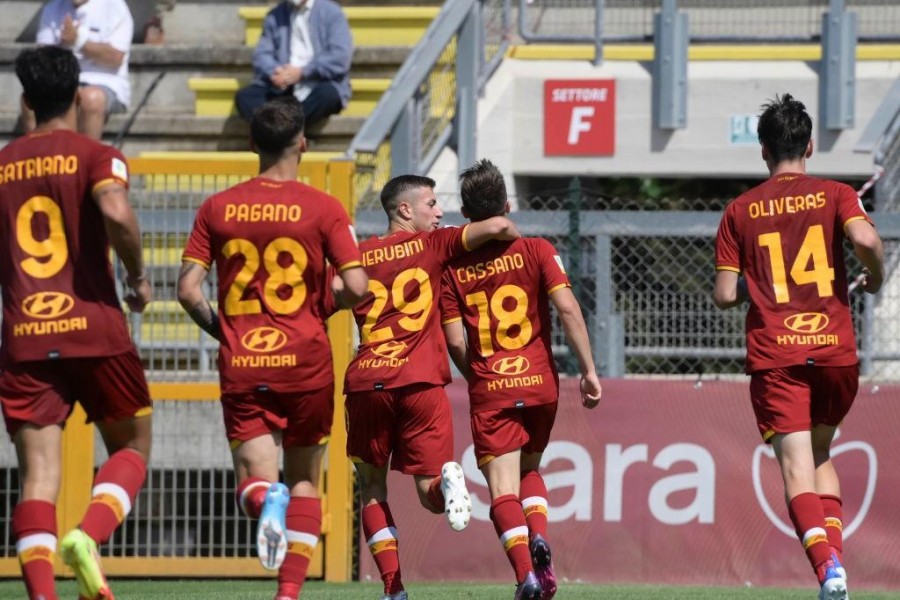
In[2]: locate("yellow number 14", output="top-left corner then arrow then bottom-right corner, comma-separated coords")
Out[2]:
758,224 -> 834,303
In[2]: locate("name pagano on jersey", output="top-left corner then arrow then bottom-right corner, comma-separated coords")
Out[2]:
224,203 -> 302,223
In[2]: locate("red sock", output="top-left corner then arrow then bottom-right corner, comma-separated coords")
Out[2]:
13,499 -> 58,600
80,449 -> 146,545
362,502 -> 403,594
425,475 -> 444,512
490,494 -> 532,584
236,476 -> 270,519
820,494 -> 843,555
520,470 -> 549,539
788,492 -> 832,583
277,496 -> 321,599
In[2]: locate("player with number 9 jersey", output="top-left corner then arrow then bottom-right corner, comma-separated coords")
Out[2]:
182,178 -> 361,394
0,129 -> 134,365
715,174 -> 871,373
440,237 -> 569,412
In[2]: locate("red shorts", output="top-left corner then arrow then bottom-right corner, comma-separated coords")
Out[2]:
471,402 -> 558,467
221,383 -> 334,449
345,383 -> 452,476
750,364 -> 859,442
0,350 -> 151,438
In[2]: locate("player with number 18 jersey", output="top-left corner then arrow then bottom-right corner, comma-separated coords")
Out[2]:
441,237 -> 570,413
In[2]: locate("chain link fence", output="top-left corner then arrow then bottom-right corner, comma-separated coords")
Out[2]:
518,0 -> 900,43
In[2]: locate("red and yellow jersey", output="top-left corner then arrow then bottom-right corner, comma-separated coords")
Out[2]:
715,173 -> 870,373
345,226 -> 470,393
441,237 -> 570,412
183,178 -> 361,394
0,129 -> 134,365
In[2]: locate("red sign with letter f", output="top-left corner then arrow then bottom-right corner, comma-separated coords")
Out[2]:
544,79 -> 616,156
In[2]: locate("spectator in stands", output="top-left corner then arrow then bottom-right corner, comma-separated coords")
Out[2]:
235,0 -> 352,128
22,0 -> 133,141
713,94 -> 884,600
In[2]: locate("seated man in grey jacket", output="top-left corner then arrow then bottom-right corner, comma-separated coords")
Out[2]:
235,0 -> 352,126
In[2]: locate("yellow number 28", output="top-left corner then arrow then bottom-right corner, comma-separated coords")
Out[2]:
222,237 -> 308,316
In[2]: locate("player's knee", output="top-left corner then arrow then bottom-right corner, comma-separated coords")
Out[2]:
812,447 -> 832,468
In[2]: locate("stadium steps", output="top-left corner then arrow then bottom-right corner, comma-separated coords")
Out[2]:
239,6 -> 440,48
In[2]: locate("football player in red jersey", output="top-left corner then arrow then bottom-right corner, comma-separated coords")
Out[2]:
177,97 -> 367,600
0,46 -> 153,600
339,174 -> 520,600
440,159 -> 601,600
713,94 -> 884,600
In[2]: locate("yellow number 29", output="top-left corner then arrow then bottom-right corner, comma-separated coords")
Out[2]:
17,195 -> 69,279
758,224 -> 835,303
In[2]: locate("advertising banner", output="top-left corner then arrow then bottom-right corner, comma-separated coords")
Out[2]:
359,379 -> 900,590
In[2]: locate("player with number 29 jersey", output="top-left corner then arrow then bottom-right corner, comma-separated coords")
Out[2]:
182,178 -> 361,394
441,237 -> 570,412
345,225 -> 470,393
715,173 -> 871,373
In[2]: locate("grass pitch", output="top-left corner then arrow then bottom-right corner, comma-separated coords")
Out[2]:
0,579 -> 896,599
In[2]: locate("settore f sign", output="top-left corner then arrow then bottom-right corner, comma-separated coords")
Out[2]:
544,79 -> 616,156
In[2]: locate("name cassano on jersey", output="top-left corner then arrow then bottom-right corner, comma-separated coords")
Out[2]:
748,191 -> 826,219
455,253 -> 525,284
224,203 -> 302,223
0,155 -> 78,185
362,238 -> 423,267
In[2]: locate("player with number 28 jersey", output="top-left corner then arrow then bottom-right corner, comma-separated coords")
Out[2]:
182,177 -> 361,394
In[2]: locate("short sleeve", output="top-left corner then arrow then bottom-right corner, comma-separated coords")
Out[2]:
89,145 -> 129,193
534,239 -> 571,295
36,4 -> 58,45
322,196 -> 362,271
715,203 -> 741,273
182,201 -> 213,269
440,268 -> 461,325
834,182 -> 873,231
428,225 -> 467,266
106,1 -> 133,53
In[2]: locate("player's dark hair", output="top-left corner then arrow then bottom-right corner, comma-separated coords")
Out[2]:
460,159 -> 507,221
15,46 -> 80,124
250,96 -> 305,155
757,93 -> 812,162
380,174 -> 436,216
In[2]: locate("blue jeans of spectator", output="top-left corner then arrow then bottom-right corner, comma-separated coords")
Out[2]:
235,81 -> 343,125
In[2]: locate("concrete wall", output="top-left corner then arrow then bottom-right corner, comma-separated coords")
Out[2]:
431,58 -> 900,205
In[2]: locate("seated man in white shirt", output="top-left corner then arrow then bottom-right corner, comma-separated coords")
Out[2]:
22,0 -> 133,140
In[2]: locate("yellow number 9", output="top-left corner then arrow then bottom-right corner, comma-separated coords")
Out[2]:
17,196 -> 68,279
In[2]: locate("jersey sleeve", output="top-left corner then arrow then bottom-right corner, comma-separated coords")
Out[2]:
715,203 -> 741,273
36,4 -> 58,45
534,238 -> 571,294
428,225 -> 469,265
88,145 -> 129,194
322,198 -> 362,271
834,182 -> 873,230
439,268 -> 462,325
182,201 -> 213,269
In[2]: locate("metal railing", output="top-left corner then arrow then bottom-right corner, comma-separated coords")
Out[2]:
347,0 -> 511,208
